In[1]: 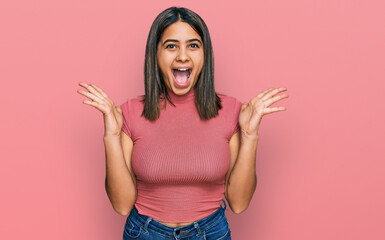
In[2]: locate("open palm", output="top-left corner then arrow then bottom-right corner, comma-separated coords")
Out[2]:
239,87 -> 289,139
77,82 -> 123,137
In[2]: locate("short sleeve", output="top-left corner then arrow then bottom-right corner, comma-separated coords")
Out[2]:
120,99 -> 132,138
230,98 -> 242,137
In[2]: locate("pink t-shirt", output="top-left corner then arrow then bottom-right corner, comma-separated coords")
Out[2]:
120,88 -> 242,222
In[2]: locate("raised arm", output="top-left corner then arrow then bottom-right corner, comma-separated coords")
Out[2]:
77,82 -> 137,216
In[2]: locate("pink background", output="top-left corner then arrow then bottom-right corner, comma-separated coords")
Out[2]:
1,0 -> 384,239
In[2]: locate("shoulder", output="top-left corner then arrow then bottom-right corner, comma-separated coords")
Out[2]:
217,93 -> 242,109
218,92 -> 240,101
119,96 -> 145,124
120,95 -> 145,109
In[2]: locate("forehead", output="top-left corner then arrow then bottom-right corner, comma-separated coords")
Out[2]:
160,21 -> 201,41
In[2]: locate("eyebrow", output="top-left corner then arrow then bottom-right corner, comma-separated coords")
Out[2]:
162,38 -> 202,46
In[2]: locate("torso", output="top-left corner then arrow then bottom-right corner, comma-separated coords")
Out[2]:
157,220 -> 195,227
121,95 -> 239,225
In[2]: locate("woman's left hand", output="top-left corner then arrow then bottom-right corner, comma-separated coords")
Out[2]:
239,87 -> 289,140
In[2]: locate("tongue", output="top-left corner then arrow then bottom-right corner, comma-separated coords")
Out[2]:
173,70 -> 189,84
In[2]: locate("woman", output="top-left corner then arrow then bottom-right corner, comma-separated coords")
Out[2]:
77,6 -> 288,240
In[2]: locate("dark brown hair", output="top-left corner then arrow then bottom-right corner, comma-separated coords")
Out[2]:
139,6 -> 223,121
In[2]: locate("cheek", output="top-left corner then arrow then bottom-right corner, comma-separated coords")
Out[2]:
193,55 -> 204,70
157,56 -> 168,73
158,54 -> 172,68
193,51 -> 204,66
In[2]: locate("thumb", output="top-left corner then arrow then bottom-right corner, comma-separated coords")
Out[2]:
241,102 -> 248,111
115,106 -> 122,114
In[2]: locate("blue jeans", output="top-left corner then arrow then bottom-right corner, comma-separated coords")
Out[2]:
123,199 -> 231,240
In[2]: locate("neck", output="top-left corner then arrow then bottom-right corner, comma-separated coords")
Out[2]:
166,88 -> 195,104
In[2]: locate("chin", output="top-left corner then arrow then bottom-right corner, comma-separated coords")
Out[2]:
168,78 -> 196,94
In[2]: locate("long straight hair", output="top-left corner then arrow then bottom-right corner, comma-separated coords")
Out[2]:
139,7 -> 223,121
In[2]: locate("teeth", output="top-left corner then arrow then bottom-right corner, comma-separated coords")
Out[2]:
173,68 -> 191,79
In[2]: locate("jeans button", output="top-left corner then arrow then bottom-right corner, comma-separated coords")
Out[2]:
175,229 -> 180,235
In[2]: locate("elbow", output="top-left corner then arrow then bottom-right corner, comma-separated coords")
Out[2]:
111,199 -> 135,216
105,181 -> 137,216
117,210 -> 130,216
229,200 -> 250,214
232,206 -> 248,214
113,205 -> 132,216
227,197 -> 250,214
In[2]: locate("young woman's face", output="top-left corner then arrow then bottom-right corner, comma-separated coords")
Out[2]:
157,21 -> 204,95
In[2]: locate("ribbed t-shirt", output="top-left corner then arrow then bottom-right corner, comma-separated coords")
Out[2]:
120,88 -> 242,222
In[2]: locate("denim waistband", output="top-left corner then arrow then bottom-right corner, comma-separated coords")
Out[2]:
130,199 -> 227,238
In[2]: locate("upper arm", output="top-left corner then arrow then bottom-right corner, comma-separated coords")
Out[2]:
224,130 -> 241,201
120,130 -> 137,187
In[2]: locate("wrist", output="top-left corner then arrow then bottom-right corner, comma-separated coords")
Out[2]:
240,135 -> 259,147
241,129 -> 259,142
103,134 -> 121,141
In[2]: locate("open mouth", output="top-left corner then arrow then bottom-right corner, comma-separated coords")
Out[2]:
172,68 -> 191,78
172,68 -> 191,85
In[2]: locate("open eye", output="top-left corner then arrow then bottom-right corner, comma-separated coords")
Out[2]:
165,44 -> 176,49
190,43 -> 199,48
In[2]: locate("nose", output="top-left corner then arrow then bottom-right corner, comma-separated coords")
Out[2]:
176,48 -> 189,62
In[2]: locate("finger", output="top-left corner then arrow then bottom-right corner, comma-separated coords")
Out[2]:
79,82 -> 106,102
90,83 -> 109,99
77,88 -> 105,105
263,93 -> 289,107
263,106 -> 286,114
82,99 -> 108,113
248,88 -> 273,107
261,87 -> 287,101
251,87 -> 278,106
78,82 -> 110,105
256,87 -> 275,99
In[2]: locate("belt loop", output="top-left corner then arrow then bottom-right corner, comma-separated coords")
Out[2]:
194,222 -> 202,236
173,227 -> 182,239
143,216 -> 152,233
221,199 -> 227,210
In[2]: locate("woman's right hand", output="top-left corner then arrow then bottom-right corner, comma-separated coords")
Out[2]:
77,82 -> 123,138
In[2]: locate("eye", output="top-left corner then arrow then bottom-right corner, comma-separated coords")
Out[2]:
165,44 -> 176,49
190,43 -> 199,48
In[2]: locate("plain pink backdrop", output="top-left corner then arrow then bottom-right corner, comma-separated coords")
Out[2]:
1,0 -> 384,239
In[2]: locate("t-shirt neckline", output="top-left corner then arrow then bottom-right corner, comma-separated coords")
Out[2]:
166,88 -> 195,104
